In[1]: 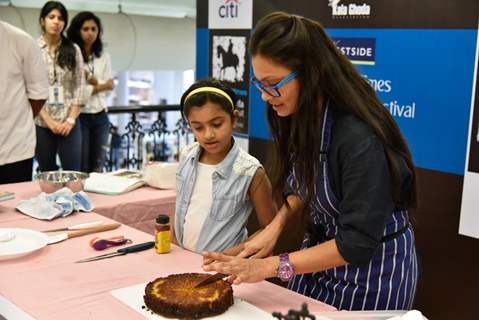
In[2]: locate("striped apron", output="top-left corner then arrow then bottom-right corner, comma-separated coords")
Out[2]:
287,106 -> 418,310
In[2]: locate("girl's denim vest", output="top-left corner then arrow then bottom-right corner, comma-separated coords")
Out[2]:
175,140 -> 261,252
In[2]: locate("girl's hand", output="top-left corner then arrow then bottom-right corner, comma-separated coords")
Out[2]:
57,121 -> 73,136
88,75 -> 98,86
46,119 -> 62,135
203,256 -> 215,267
203,243 -> 243,266
236,226 -> 281,259
202,252 -> 275,285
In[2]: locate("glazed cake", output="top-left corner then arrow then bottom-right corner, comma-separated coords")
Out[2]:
143,273 -> 234,319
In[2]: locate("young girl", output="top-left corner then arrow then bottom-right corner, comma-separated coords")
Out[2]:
173,79 -> 276,253
67,11 -> 114,173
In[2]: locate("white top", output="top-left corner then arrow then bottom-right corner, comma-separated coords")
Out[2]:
82,53 -> 113,114
0,22 -> 48,165
182,162 -> 218,251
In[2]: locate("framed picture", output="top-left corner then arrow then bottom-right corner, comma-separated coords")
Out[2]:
209,29 -> 251,134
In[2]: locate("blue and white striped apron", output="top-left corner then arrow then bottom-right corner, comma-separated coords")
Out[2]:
287,106 -> 418,310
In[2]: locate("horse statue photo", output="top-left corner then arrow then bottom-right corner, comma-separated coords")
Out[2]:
217,40 -> 239,80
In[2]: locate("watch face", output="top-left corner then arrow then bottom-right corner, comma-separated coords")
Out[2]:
278,263 -> 294,282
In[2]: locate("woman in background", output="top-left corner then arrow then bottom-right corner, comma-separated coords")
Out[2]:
36,1 -> 84,171
68,11 -> 113,172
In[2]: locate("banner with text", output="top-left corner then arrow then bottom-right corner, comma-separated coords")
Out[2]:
249,28 -> 477,175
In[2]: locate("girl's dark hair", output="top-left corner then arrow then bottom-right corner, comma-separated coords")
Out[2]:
180,78 -> 237,119
39,1 -> 76,71
250,12 -> 417,209
67,11 -> 104,62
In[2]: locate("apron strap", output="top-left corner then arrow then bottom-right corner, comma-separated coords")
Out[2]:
319,102 -> 334,162
381,223 -> 410,242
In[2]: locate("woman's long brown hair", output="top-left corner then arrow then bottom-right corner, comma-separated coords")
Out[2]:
249,12 -> 417,210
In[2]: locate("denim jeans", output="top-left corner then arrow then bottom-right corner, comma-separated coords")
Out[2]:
79,111 -> 110,172
35,123 -> 82,171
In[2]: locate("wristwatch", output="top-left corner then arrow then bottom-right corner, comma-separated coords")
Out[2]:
66,117 -> 76,125
277,253 -> 295,282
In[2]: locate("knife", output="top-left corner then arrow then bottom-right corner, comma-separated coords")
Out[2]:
194,272 -> 229,288
47,223 -> 121,245
42,220 -> 104,232
75,241 -> 155,263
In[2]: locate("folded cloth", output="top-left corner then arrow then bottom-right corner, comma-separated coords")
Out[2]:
16,187 -> 94,220
388,310 -> 425,320
84,172 -> 145,195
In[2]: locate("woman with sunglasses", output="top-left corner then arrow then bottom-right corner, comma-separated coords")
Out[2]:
203,12 -> 418,311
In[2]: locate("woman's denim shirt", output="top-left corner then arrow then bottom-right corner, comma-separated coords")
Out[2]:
175,139 -> 261,252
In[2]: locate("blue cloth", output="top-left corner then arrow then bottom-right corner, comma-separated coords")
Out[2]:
16,187 -> 93,220
35,123 -> 82,171
79,111 -> 110,172
175,139 -> 261,252
287,105 -> 418,310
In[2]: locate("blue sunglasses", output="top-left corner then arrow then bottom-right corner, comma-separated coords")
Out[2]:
251,70 -> 299,97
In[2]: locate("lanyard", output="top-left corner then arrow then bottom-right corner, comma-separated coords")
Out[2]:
48,48 -> 59,85
87,55 -> 95,76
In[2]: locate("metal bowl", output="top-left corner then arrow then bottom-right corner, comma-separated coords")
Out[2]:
35,171 -> 89,193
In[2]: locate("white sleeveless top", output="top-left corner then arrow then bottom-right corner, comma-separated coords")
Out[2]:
175,139 -> 262,252
182,162 -> 218,251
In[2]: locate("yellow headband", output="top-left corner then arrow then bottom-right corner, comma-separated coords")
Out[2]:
184,87 -> 234,110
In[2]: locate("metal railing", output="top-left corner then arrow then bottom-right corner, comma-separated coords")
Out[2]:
106,104 -> 191,171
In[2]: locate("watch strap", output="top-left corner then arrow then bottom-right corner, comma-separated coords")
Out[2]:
277,252 -> 295,282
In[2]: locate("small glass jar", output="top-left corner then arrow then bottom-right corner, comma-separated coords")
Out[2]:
155,214 -> 170,254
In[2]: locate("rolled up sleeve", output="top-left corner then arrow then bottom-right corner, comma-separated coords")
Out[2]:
335,135 -> 395,266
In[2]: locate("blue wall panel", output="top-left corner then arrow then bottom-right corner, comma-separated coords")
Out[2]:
248,28 -> 478,175
196,28 -> 209,81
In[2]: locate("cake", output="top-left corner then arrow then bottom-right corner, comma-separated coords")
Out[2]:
143,273 -> 234,319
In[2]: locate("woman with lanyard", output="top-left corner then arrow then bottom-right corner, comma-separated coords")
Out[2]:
36,1 -> 84,172
203,12 -> 419,311
68,11 -> 113,173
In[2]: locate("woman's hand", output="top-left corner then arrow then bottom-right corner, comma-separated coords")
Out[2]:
202,252 -> 276,285
46,119 -> 62,135
57,121 -> 73,136
88,75 -> 98,86
236,226 -> 281,259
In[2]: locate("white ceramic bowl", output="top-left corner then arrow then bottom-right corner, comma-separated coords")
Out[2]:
35,170 -> 89,193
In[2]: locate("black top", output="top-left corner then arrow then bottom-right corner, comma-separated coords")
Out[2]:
325,108 -> 412,266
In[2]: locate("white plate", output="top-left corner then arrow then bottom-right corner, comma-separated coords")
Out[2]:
110,282 -> 275,319
0,228 -> 48,261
